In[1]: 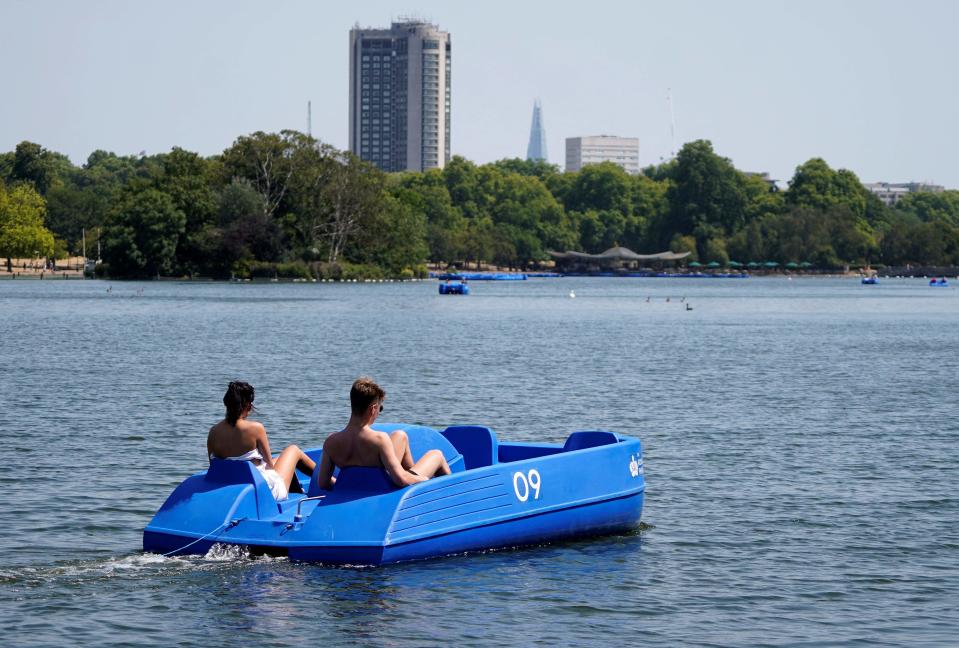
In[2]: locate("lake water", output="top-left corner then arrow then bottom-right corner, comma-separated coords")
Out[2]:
0,276 -> 956,646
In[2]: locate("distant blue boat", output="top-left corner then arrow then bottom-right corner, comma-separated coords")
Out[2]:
143,424 -> 645,565
435,272 -> 527,281
439,282 -> 470,295
862,277 -> 879,285
929,278 -> 949,287
562,272 -> 747,279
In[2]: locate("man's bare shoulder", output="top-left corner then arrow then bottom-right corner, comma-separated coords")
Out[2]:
323,430 -> 344,446
359,428 -> 390,446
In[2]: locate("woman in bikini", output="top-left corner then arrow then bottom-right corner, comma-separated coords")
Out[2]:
207,381 -> 316,501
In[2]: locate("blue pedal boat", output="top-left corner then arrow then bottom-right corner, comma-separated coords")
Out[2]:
143,424 -> 645,565
438,282 -> 470,295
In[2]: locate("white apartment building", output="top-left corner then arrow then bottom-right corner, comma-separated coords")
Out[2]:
349,20 -> 451,172
565,135 -> 640,174
864,182 -> 944,206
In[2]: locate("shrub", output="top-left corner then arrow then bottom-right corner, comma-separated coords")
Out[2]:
249,261 -> 275,279
231,259 -> 252,279
340,262 -> 384,281
275,261 -> 312,280
243,260 -> 314,280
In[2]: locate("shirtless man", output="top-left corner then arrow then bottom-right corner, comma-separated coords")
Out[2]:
315,377 -> 451,490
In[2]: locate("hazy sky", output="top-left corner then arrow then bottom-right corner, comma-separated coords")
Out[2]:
2,0 -> 957,187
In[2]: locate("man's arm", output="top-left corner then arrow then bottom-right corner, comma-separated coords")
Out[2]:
378,436 -> 424,487
316,440 -> 336,491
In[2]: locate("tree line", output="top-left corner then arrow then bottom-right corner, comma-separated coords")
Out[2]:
2,134 -> 958,278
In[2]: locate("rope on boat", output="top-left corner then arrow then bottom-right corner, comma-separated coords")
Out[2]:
161,518 -> 245,557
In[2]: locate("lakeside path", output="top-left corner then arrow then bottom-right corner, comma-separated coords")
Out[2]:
2,256 -> 85,278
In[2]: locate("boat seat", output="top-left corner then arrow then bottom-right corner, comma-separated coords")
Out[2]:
373,423 -> 465,473
204,458 -> 280,517
207,457 -> 303,494
441,425 -> 498,469
306,466 -> 398,500
304,424 -> 466,498
563,430 -> 620,452
331,467 -> 397,493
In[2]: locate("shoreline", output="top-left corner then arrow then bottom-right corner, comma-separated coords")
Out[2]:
3,272 -> 956,283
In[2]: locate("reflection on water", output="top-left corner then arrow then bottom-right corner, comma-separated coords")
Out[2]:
0,278 -> 957,646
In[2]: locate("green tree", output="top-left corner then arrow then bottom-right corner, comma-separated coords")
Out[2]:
726,219 -> 766,263
10,141 -> 63,194
627,174 -> 669,249
702,237 -> 729,265
0,152 -> 13,183
44,184 -> 105,252
221,178 -> 283,262
878,213 -> 958,267
742,173 -> 784,222
153,148 -> 222,273
315,155 -> 386,264
443,156 -> 484,213
221,130 -> 317,220
101,189 -> 186,277
669,233 -> 698,262
463,216 -> 494,269
784,158 -> 869,219
42,150 -> 151,255
564,162 -> 632,217
894,190 -> 959,226
0,182 -> 55,271
642,159 -> 677,182
491,158 -> 561,182
664,140 -> 748,247
397,171 -> 466,263
488,172 -> 567,264
352,190 -> 429,273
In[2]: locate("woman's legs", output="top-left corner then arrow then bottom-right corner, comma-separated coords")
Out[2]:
411,449 -> 452,478
390,430 -> 415,470
272,445 -> 317,487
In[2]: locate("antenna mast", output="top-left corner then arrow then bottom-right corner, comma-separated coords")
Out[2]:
307,100 -> 312,138
667,88 -> 676,159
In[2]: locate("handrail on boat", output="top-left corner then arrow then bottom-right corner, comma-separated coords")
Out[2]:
294,495 -> 325,522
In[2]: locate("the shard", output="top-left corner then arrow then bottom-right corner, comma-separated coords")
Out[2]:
526,99 -> 548,162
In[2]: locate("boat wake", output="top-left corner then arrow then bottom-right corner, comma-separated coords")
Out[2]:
0,547 -> 284,588
203,542 -> 257,561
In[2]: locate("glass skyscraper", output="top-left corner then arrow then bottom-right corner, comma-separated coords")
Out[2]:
349,21 -> 451,172
526,99 -> 548,162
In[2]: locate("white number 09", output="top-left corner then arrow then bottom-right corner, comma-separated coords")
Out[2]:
512,469 -> 542,502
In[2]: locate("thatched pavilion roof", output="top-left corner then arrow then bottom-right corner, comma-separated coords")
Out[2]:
549,246 -> 691,262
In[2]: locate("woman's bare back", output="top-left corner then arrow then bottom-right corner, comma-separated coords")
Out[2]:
207,418 -> 264,459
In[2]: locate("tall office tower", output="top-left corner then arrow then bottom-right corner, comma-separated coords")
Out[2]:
565,135 -> 640,174
349,20 -> 451,172
526,99 -> 548,162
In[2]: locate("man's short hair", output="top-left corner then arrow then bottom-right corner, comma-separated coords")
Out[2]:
350,377 -> 385,415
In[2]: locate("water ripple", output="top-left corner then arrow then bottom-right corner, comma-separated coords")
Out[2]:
0,278 -> 957,646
